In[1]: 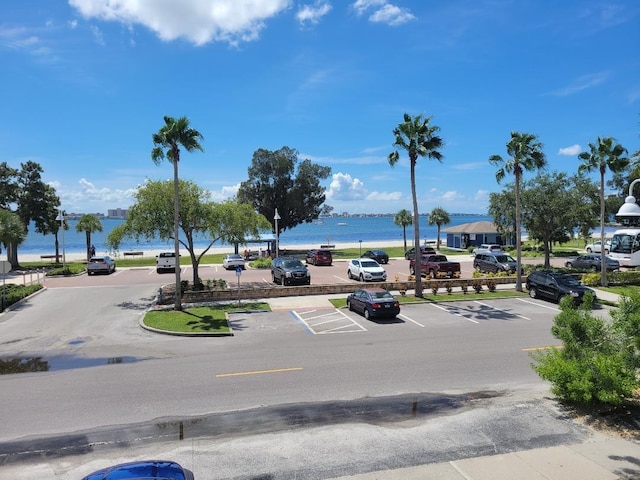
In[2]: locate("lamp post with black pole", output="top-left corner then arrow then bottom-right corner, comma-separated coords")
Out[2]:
274,208 -> 281,258
56,210 -> 66,270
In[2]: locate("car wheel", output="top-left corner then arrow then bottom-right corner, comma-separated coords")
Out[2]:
272,273 -> 277,284
409,265 -> 415,275
364,308 -> 371,320
429,270 -> 436,279
529,287 -> 537,299
586,248 -> 592,253
565,262 -> 573,268
347,299 -> 353,311
347,270 -> 352,279
359,274 -> 364,282
591,265 -> 598,272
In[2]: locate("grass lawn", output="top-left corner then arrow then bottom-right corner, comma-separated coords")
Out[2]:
143,302 -> 270,334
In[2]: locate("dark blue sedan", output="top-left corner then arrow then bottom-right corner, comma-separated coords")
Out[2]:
347,288 -> 400,320
82,460 -> 194,480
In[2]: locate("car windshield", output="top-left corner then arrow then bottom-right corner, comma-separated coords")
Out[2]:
283,260 -> 303,268
361,260 -> 379,268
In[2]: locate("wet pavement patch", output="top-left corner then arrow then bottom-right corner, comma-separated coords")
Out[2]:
0,355 -> 146,375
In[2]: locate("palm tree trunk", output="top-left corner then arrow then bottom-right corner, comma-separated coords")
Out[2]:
173,159 -> 182,311
410,162 -> 422,297
402,226 -> 407,251
85,231 -> 91,262
436,224 -> 441,249
515,170 -> 523,292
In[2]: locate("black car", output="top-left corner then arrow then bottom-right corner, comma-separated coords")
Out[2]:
361,249 -> 389,264
564,254 -> 620,272
404,246 -> 436,260
346,288 -> 400,319
526,270 -> 595,304
271,256 -> 311,286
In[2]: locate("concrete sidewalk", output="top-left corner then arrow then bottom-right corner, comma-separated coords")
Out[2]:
332,433 -> 639,480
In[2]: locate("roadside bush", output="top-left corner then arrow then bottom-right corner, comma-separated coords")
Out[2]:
45,264 -> 85,276
532,291 -> 640,408
0,284 -> 43,311
250,257 -> 272,269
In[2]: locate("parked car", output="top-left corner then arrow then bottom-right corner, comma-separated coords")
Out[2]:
472,244 -> 503,256
585,240 -> 610,254
525,270 -> 595,304
473,252 -> 522,274
222,253 -> 245,270
156,251 -> 177,273
404,246 -> 436,260
409,254 -> 461,278
87,256 -> 116,275
347,258 -> 387,282
565,254 -> 620,271
82,460 -> 194,480
306,248 -> 333,266
271,256 -> 311,286
361,249 -> 389,264
346,288 -> 400,320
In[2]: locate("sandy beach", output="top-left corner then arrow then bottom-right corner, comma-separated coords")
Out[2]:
17,240 -> 410,263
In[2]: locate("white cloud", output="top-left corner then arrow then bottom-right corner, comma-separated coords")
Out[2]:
366,191 -> 402,201
352,0 -> 415,26
550,72 -> 609,97
558,144 -> 581,156
296,1 -> 332,26
209,183 -> 240,201
68,0 -> 292,46
90,25 -> 105,45
325,172 -> 367,201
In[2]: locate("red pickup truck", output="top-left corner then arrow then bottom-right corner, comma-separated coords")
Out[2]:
409,254 -> 461,279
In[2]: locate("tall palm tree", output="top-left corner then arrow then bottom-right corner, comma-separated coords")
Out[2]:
75,214 -> 103,262
578,137 -> 629,286
394,209 -> 413,251
389,113 -> 444,297
489,131 -> 546,291
428,206 -> 450,249
152,116 -> 204,311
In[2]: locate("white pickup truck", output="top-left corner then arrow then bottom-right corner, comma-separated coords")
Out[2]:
156,252 -> 177,273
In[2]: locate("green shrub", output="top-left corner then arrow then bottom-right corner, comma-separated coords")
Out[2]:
250,257 -> 272,269
0,284 -> 43,311
532,291 -> 640,407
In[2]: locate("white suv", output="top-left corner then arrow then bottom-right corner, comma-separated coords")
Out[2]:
156,252 -> 177,273
472,244 -> 502,256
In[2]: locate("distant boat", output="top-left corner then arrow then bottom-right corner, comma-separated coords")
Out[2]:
337,222 -> 348,226
313,219 -> 325,225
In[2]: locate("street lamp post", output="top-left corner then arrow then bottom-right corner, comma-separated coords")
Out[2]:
274,208 -> 281,258
56,210 -> 66,270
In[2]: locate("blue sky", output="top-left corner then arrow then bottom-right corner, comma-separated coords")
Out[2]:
1,1 -> 639,216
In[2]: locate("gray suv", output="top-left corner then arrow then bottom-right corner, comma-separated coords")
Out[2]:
473,252 -> 521,274
271,256 -> 311,286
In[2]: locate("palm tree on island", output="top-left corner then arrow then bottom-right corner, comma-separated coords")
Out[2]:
489,131 -> 546,292
389,113 -> 444,298
152,115 -> 204,311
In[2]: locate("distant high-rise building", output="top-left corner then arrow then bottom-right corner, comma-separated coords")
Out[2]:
108,208 -> 128,219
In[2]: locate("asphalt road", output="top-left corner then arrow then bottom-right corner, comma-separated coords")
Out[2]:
0,257 -> 600,479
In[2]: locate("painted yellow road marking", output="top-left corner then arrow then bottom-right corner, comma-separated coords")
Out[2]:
216,367 -> 303,378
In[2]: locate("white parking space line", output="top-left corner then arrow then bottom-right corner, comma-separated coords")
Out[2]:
292,308 -> 367,334
398,313 -> 424,327
473,300 -> 531,320
517,298 -> 561,311
429,303 -> 480,324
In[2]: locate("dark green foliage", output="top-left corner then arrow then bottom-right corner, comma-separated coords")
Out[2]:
532,291 -> 640,407
0,284 -> 43,311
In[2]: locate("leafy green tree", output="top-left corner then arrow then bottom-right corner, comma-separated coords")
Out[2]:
427,206 -> 450,249
571,175 -> 600,247
107,180 -> 270,286
489,132 -> 546,291
237,147 -> 331,237
521,172 -> 575,268
0,209 -> 26,260
75,214 -> 103,262
488,187 -> 516,246
389,113 -> 444,297
394,209 -> 413,251
151,115 -> 204,311
578,137 -> 629,286
533,292 -> 640,407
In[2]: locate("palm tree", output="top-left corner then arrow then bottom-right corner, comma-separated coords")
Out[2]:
0,209 -> 26,265
428,206 -> 450,249
389,113 -> 444,297
578,137 -> 629,286
489,131 -> 546,292
75,214 -> 103,262
152,116 -> 204,311
394,209 -> 413,251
